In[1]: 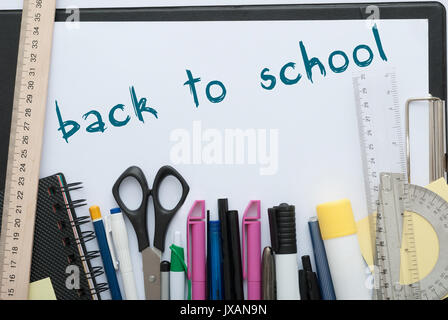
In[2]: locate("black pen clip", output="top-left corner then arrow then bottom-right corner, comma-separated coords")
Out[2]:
268,207 -> 279,253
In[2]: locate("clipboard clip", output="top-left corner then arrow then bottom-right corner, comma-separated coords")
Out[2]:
405,95 -> 446,183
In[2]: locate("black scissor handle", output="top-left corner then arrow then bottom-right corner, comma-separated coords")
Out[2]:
152,165 -> 190,252
112,166 -> 151,252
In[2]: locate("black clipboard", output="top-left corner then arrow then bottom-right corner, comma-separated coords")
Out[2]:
0,2 -> 446,220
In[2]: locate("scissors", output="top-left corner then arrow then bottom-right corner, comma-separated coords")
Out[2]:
112,165 -> 190,300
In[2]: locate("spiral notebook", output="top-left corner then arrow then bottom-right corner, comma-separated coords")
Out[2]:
30,173 -> 107,300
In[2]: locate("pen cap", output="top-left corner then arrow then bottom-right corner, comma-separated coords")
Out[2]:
186,200 -> 206,283
209,220 -> 221,233
242,200 -> 261,283
190,219 -> 206,300
244,220 -> 261,283
170,245 -> 185,272
316,199 -> 357,240
89,205 -> 102,221
170,231 -> 185,272
161,260 -> 171,272
301,255 -> 312,272
269,203 -> 297,254
110,207 -> 121,214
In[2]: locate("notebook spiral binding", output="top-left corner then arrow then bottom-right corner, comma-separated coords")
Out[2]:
92,282 -> 109,295
54,181 -> 109,299
81,250 -> 102,262
86,266 -> 109,295
31,173 -> 109,300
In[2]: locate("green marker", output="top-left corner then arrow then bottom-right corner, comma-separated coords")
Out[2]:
170,231 -> 190,300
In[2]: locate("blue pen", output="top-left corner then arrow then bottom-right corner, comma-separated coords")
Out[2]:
89,205 -> 123,300
308,217 -> 336,300
208,217 -> 223,300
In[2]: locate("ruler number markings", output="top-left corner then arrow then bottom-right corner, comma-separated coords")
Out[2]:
0,0 -> 56,299
7,1 -> 41,290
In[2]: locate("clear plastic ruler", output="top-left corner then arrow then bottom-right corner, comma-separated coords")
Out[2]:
376,173 -> 419,300
376,173 -> 448,300
353,69 -> 408,299
352,69 -> 407,216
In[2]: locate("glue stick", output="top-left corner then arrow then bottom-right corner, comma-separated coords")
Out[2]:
316,199 -> 371,300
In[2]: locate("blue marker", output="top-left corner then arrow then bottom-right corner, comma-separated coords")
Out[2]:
207,211 -> 223,300
89,205 -> 122,300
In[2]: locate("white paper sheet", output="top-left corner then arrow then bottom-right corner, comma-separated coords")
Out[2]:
40,20 -> 429,299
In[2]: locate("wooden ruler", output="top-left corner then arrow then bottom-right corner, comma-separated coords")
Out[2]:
0,0 -> 56,300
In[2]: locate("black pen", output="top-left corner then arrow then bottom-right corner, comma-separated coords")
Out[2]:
218,198 -> 233,299
227,210 -> 244,300
301,255 -> 321,300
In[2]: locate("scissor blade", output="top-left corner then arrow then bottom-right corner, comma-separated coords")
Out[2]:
142,247 -> 162,300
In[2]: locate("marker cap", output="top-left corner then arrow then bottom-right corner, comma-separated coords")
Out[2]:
316,199 -> 357,240
110,207 -> 121,214
89,205 -> 102,220
268,203 -> 297,254
161,260 -> 171,272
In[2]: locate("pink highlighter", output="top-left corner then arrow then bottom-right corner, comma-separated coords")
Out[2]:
187,200 -> 206,300
242,200 -> 262,300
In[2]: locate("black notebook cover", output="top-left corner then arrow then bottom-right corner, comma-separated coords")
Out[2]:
30,173 -> 107,300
